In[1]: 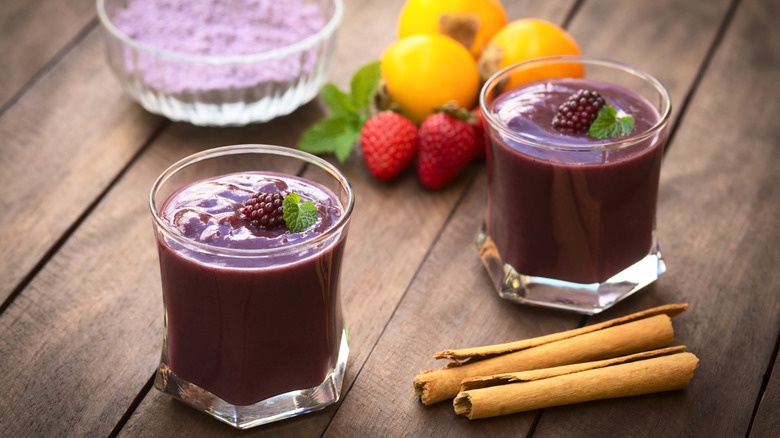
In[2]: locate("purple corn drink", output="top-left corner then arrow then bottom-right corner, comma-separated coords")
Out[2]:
111,0 -> 326,94
485,77 -> 666,285
155,171 -> 347,406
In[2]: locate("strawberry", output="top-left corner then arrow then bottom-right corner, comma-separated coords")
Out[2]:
359,111 -> 419,181
417,111 -> 478,190
470,106 -> 488,159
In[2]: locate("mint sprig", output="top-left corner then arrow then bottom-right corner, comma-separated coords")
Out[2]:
297,61 -> 382,162
588,105 -> 635,139
283,193 -> 318,233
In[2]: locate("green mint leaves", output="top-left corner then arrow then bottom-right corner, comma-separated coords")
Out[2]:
588,105 -> 635,139
297,61 -> 382,162
283,193 -> 318,233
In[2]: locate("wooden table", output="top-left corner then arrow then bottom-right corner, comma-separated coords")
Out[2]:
2,0 -> 779,436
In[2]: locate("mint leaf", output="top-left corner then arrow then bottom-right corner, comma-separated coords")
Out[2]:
298,115 -> 360,161
297,61 -> 382,162
350,61 -> 381,111
588,105 -> 635,139
333,127 -> 362,163
298,115 -> 354,154
283,193 -> 318,233
321,83 -> 356,118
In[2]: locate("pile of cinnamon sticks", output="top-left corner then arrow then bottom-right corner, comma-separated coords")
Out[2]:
413,304 -> 698,419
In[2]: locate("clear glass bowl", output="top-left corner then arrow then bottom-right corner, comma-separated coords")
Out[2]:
96,0 -> 343,126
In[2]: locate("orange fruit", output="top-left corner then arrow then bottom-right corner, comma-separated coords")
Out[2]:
398,0 -> 507,58
479,18 -> 582,89
381,34 -> 480,123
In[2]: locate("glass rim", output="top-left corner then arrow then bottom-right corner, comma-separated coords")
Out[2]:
96,0 -> 344,65
479,55 -> 672,153
149,144 -> 355,258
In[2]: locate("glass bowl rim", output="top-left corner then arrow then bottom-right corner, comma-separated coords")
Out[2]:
479,55 -> 672,153
96,0 -> 344,64
149,144 -> 355,258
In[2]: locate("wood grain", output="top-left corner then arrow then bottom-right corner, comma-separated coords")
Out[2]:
752,350 -> 780,437
0,1 -> 468,436
0,0 -> 96,109
532,0 -> 780,435
568,0 -> 731,126
0,143 -> 164,437
0,0 -> 778,437
326,0 -> 739,436
0,27 -> 165,304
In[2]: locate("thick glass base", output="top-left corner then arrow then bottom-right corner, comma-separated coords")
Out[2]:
477,223 -> 666,315
154,329 -> 349,429
125,79 -> 322,126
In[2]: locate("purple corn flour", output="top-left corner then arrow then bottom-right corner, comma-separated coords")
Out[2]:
112,0 -> 326,94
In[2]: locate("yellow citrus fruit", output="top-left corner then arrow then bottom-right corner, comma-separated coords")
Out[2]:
479,18 -> 582,89
381,34 -> 480,123
398,0 -> 507,58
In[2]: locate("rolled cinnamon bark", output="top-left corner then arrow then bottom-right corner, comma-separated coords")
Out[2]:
414,304 -> 687,405
453,347 -> 699,419
436,304 -> 687,361
459,345 -> 686,390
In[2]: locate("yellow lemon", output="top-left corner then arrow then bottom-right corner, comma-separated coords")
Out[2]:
381,34 -> 480,123
398,0 -> 507,58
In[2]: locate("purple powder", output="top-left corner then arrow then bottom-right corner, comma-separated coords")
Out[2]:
111,0 -> 326,94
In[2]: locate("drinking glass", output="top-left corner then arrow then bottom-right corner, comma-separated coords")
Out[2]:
478,57 -> 671,314
150,145 -> 353,428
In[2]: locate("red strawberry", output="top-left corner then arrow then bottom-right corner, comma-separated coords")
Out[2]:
417,111 -> 478,190
470,106 -> 488,159
359,111 -> 418,181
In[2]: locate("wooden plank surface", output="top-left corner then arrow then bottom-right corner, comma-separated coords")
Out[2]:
753,351 -> 780,437
567,0 -> 732,132
0,25 -> 165,304
0,1 -> 463,435
532,0 -> 780,435
0,0 -> 96,109
325,0 -> 740,436
0,0 -> 778,437
713,0 -> 780,436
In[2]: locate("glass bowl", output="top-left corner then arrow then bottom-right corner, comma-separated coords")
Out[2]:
96,0 -> 343,126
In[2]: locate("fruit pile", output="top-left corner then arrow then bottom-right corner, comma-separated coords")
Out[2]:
298,0 -> 581,189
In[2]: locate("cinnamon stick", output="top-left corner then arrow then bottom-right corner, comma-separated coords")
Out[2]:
436,303 -> 687,361
459,345 -> 687,391
453,347 -> 699,419
414,304 -> 688,405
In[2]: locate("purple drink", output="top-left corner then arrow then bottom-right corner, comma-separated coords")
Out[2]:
479,57 -> 671,314
487,78 -> 663,283
150,146 -> 353,428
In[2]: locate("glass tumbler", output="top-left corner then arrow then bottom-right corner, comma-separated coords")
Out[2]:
149,145 -> 353,428
478,56 -> 671,314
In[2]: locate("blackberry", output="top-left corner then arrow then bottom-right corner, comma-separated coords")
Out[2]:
242,191 -> 288,229
552,89 -> 606,133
